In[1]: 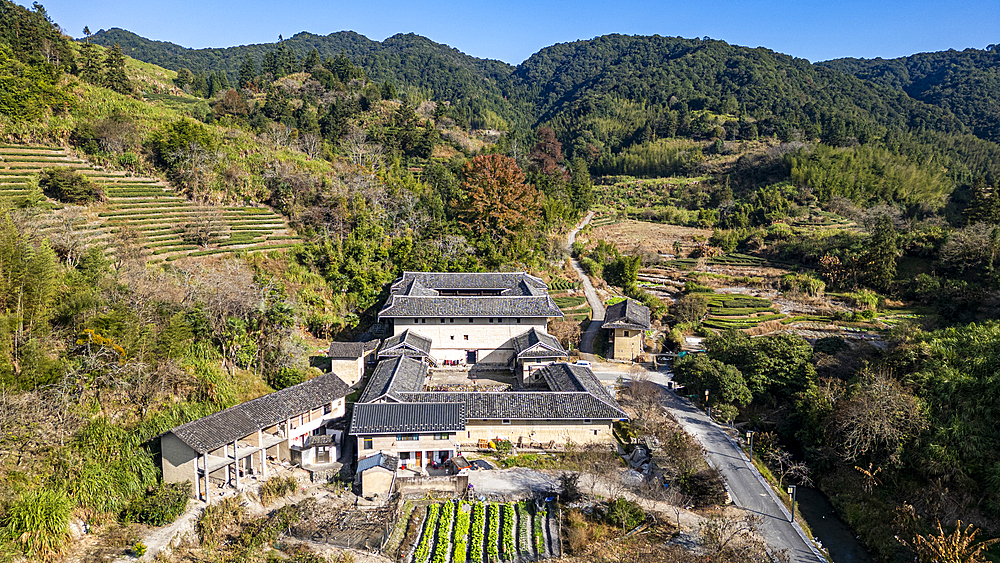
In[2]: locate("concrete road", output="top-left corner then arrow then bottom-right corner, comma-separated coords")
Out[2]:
633,369 -> 827,563
566,212 -> 605,358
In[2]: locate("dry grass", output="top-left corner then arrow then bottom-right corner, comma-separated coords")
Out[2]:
579,220 -> 712,256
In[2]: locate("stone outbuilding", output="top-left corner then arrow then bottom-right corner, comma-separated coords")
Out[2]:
327,340 -> 380,386
602,299 -> 651,361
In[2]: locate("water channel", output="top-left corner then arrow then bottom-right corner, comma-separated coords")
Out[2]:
795,487 -> 872,563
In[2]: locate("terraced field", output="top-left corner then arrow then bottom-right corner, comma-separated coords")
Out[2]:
0,145 -> 298,261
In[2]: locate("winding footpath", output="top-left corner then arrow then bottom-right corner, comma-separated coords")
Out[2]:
565,214 -> 825,562
566,212 -> 605,359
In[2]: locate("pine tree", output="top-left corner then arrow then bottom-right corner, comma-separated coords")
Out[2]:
101,43 -> 134,95
238,56 -> 256,89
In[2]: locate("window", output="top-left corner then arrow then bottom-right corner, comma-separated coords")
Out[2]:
400,452 -> 410,460
434,433 -> 451,440
440,318 -> 445,324
488,318 -> 493,323
363,438 -> 373,450
624,331 -> 630,337
323,404 -> 332,415
584,419 -> 592,423
498,318 -> 503,323
516,318 -> 521,324
502,419 -> 511,425
450,335 -> 455,340
594,430 -> 599,436
396,434 -> 419,441
464,335 -> 469,340
469,318 -> 473,323
450,318 -> 455,323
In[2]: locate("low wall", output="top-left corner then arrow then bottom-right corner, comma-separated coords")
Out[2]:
394,474 -> 469,495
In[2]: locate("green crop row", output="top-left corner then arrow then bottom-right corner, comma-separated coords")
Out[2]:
453,501 -> 471,563
415,504 -> 441,563
487,504 -> 500,563
470,503 -> 485,563
708,307 -> 778,316
534,507 -> 546,555
516,502 -> 531,558
152,245 -> 199,256
432,501 -> 453,563
502,503 -> 515,561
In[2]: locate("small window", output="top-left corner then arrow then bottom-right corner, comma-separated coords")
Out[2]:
323,404 -> 332,415
434,433 -> 450,440
450,318 -> 455,323
450,335 -> 455,340
464,335 -> 469,340
440,318 -> 445,324
584,419 -> 592,423
469,318 -> 473,323
516,318 -> 521,324
363,438 -> 373,450
400,452 -> 410,460
502,419 -> 511,425
498,318 -> 503,323
488,318 -> 493,323
396,434 -> 419,441
594,430 -> 599,436
624,331 -> 630,337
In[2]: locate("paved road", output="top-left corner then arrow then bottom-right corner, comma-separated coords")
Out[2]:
566,212 -> 604,358
634,369 -> 826,563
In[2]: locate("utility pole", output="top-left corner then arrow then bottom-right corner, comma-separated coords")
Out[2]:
747,430 -> 755,461
704,389 -> 710,419
787,485 -> 797,523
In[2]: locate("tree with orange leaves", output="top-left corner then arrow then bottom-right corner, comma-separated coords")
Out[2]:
453,154 -> 541,243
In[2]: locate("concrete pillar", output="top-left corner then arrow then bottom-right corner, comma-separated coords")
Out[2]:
202,453 -> 210,504
194,454 -> 201,500
232,440 -> 239,491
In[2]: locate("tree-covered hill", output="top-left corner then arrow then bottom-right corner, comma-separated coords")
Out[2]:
820,45 -> 1000,144
88,27 -> 523,129
511,35 -> 966,155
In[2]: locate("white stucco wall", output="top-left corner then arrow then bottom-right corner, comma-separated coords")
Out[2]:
394,318 -> 547,363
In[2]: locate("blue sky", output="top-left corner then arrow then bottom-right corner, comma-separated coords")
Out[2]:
25,0 -> 1000,64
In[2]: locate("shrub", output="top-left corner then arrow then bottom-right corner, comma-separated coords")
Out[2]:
38,168 -> 105,204
121,482 -> 190,526
605,497 -> 645,530
0,488 -> 72,560
258,475 -> 298,506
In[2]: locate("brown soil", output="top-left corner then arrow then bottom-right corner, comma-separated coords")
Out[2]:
579,220 -> 713,256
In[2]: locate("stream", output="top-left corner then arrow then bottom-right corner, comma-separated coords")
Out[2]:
795,487 -> 872,563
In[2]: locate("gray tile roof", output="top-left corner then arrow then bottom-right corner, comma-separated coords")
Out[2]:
357,356 -> 427,404
398,391 -> 628,420
540,363 -> 621,411
169,373 -> 352,454
351,402 -> 466,434
512,328 -> 568,359
390,272 -> 547,295
327,340 -> 380,359
602,299 -> 651,331
357,452 -> 398,472
380,296 -> 563,318
378,329 -> 434,361
381,271 -> 563,319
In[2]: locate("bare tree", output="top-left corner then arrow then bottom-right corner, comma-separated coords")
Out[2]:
169,142 -> 220,202
834,369 -> 927,463
182,206 -> 230,248
298,132 -> 323,159
340,126 -> 384,169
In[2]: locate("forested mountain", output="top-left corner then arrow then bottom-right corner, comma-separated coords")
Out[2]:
93,30 -> 991,157
89,28 -> 523,129
821,45 -> 1000,144
509,35 -> 966,156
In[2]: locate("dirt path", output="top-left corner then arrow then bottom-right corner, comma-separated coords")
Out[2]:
566,212 -> 605,358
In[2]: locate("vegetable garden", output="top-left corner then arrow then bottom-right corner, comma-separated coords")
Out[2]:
405,500 -> 559,563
